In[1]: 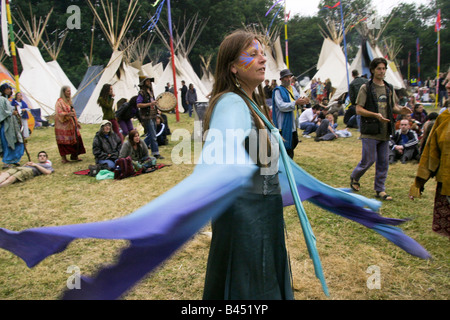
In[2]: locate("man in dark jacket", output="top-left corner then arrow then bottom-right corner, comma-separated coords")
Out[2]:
180,80 -> 188,113
389,119 -> 420,164
92,120 -> 122,170
344,70 -> 368,127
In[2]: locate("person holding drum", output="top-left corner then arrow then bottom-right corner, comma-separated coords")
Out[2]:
136,76 -> 164,159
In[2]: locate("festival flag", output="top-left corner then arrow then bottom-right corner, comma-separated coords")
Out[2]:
324,1 -> 341,9
1,0 -> 10,56
349,17 -> 367,30
435,9 -> 441,32
265,0 -> 284,16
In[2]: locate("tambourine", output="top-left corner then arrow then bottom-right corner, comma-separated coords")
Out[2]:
156,92 -> 177,112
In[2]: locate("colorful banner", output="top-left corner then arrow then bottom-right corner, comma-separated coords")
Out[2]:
324,1 -> 341,9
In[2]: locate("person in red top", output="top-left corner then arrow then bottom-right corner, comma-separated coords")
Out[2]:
54,86 -> 86,163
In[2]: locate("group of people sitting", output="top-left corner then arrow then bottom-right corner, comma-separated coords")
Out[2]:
0,74 -> 177,187
92,120 -> 157,173
54,76 -> 172,171
388,105 -> 439,164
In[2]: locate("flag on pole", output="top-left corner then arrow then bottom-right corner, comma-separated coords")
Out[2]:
1,0 -> 10,56
435,9 -> 441,32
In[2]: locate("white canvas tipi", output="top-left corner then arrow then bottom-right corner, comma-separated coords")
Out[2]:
153,14 -> 210,111
42,29 -> 77,94
15,8 -> 67,116
78,0 -> 140,124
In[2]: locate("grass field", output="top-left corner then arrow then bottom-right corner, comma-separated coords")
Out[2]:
0,108 -> 448,300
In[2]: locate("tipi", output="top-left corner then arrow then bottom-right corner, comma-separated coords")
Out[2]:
15,7 -> 67,116
304,19 -> 351,102
41,29 -> 77,95
330,18 -> 406,103
78,0 -> 141,124
153,14 -> 210,110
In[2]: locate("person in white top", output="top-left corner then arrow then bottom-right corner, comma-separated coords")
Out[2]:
297,104 -> 320,138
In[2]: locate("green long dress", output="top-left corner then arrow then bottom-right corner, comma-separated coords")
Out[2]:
202,95 -> 294,299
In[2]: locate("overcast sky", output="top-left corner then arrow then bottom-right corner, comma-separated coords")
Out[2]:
285,0 -> 431,17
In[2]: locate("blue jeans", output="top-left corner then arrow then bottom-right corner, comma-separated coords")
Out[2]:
188,104 -> 193,117
98,159 -> 116,170
299,121 -> 318,135
143,118 -> 159,155
351,138 -> 389,192
439,90 -> 448,107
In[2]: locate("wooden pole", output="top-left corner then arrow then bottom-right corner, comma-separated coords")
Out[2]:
167,0 -> 179,122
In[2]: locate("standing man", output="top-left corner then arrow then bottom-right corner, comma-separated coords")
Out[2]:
350,58 -> 411,200
345,70 -> 369,127
0,83 -> 24,169
180,80 -> 188,113
272,69 -> 309,158
137,77 -> 164,159
186,83 -> 197,118
263,79 -> 272,107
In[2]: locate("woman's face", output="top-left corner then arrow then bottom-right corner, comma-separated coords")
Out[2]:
64,88 -> 71,98
103,124 -> 111,133
109,86 -> 114,95
16,93 -> 22,101
133,133 -> 140,144
233,39 -> 266,87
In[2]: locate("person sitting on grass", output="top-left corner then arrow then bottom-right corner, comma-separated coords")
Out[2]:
0,151 -> 54,188
315,113 -> 338,142
389,119 -> 420,164
119,129 -> 156,172
92,120 -> 122,170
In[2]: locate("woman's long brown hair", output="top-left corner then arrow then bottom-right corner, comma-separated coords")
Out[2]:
202,30 -> 274,135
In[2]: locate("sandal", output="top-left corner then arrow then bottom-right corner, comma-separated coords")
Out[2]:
350,177 -> 360,192
376,191 -> 393,201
